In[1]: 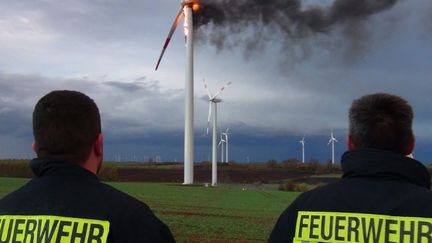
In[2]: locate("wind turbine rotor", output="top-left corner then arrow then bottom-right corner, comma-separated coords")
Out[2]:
218,138 -> 226,146
212,81 -> 232,99
300,136 -> 305,144
155,7 -> 184,70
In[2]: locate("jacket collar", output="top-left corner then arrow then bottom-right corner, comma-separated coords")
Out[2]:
342,148 -> 431,189
30,158 -> 98,180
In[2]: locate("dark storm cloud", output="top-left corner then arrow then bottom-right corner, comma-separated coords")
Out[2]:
0,72 -> 104,138
0,71 -> 185,138
0,70 -> 197,159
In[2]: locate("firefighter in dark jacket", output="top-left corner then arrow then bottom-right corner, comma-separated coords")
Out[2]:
269,93 -> 432,243
0,90 -> 175,243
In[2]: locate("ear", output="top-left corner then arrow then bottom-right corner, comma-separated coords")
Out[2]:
406,135 -> 415,155
347,135 -> 355,151
32,142 -> 39,153
94,133 -> 103,156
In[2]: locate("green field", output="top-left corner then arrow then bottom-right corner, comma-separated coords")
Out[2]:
0,177 -> 299,243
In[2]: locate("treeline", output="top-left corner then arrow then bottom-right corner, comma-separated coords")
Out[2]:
0,160 -> 32,178
0,160 -> 119,181
265,158 -> 342,174
265,158 -> 432,175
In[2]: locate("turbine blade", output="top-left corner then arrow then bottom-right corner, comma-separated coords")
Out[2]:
155,7 -> 183,71
203,78 -> 213,98
206,103 -> 212,135
212,81 -> 232,99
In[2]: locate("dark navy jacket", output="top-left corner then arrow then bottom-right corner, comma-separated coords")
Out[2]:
268,149 -> 432,243
0,159 -> 175,243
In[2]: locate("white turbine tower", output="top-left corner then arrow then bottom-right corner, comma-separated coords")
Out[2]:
328,131 -> 338,164
299,136 -> 305,163
218,133 -> 226,163
155,0 -> 201,185
205,80 -> 231,186
222,128 -> 230,164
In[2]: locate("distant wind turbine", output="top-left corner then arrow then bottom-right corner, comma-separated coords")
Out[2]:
299,136 -> 305,163
218,133 -> 226,163
155,0 -> 201,185
328,131 -> 338,164
204,80 -> 232,186
222,128 -> 230,164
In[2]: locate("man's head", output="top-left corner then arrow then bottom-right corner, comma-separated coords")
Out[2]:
32,90 -> 103,171
348,93 -> 414,155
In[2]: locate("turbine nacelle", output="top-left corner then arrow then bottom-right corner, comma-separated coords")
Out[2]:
328,131 -> 338,145
299,136 -> 305,145
210,98 -> 222,103
181,0 -> 199,5
181,0 -> 201,12
222,128 -> 230,136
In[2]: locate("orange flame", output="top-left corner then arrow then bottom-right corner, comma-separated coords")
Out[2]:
192,3 -> 201,12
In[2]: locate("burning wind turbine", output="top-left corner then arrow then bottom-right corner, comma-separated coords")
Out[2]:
155,0 -> 201,185
204,79 -> 232,186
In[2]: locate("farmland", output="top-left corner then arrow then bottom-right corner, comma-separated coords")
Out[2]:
0,177 -> 299,243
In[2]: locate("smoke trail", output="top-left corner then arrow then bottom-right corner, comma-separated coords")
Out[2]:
193,0 -> 399,61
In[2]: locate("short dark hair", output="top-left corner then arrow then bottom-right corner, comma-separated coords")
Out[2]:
349,93 -> 413,154
33,90 -> 101,163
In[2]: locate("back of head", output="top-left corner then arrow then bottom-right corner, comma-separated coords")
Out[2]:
33,90 -> 101,164
349,93 -> 413,155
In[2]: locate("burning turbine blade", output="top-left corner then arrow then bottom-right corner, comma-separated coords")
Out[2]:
155,7 -> 184,70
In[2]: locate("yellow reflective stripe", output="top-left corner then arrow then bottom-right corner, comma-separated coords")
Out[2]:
0,215 -> 109,243
294,211 -> 432,243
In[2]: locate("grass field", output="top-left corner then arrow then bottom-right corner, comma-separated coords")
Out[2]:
0,177 -> 299,243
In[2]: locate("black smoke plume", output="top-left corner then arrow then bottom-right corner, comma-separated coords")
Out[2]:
193,0 -> 399,61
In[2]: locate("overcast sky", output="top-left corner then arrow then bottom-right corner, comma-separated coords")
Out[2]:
0,0 -> 431,163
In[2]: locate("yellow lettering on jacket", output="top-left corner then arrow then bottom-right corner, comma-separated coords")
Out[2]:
294,211 -> 432,243
0,215 -> 109,243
